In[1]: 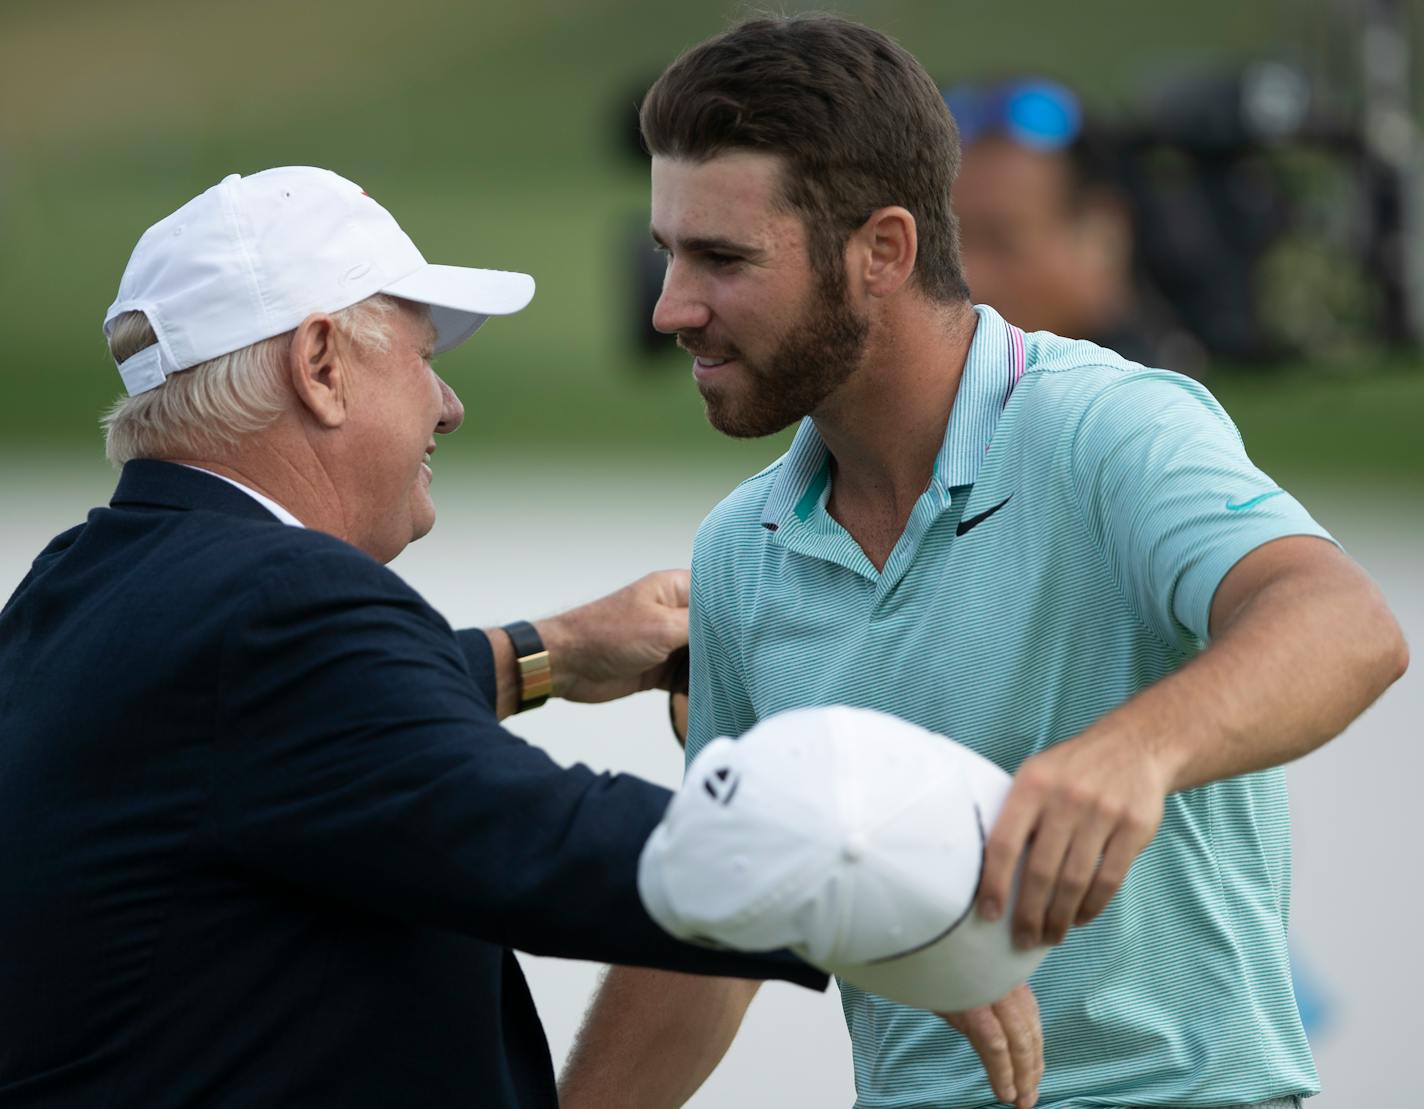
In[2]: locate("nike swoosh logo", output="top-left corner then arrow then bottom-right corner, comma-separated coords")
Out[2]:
956,494 -> 1013,536
1226,490 -> 1284,511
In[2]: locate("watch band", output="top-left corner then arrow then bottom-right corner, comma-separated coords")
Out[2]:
502,620 -> 552,712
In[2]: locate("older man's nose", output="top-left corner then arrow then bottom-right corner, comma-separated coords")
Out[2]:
436,376 -> 464,434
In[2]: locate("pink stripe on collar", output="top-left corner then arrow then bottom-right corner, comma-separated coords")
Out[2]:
1001,323 -> 1027,411
1010,324 -> 1026,386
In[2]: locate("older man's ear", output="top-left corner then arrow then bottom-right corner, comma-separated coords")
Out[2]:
288,313 -> 349,429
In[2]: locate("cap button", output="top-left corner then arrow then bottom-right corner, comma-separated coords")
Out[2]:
841,835 -> 867,863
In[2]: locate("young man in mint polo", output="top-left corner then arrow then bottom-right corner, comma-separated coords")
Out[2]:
561,15 -> 1408,1109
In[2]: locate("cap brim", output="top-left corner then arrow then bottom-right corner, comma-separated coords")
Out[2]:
822,741 -> 1046,1011
822,862 -> 1046,1012
381,263 -> 535,354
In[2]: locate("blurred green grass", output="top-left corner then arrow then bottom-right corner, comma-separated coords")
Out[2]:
1,0 -> 1418,491
1207,366 -> 1424,491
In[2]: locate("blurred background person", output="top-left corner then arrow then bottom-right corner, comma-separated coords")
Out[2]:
946,78 -> 1204,374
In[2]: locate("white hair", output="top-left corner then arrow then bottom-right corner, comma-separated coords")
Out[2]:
101,295 -> 403,466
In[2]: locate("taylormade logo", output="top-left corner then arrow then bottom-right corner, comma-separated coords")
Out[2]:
702,766 -> 740,806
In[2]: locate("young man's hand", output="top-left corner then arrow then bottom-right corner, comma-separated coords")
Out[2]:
977,730 -> 1168,948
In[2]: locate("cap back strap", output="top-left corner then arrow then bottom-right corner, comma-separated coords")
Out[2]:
116,343 -> 180,396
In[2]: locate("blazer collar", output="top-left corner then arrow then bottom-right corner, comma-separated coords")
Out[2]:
110,459 -> 283,524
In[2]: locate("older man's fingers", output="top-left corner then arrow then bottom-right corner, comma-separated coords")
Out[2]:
669,691 -> 689,747
992,985 -> 1042,1107
940,984 -> 1044,1108
945,985 -> 1048,1104
639,567 -> 691,609
958,1007 -> 1016,1105
1013,986 -> 1044,1097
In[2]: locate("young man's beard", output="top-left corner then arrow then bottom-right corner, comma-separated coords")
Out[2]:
696,269 -> 870,440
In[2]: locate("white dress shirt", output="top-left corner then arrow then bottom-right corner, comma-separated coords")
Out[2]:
182,465 -> 305,528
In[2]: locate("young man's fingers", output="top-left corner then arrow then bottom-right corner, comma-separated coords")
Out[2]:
1042,814 -> 1116,944
1074,825 -> 1144,925
1009,811 -> 1077,948
977,789 -> 1041,923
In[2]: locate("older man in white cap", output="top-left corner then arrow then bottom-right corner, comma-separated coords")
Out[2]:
0,167 -> 836,1108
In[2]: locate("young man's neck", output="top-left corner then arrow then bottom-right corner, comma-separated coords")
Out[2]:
816,299 -> 978,515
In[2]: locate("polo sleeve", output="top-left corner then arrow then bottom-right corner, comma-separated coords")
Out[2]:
1068,370 -> 1334,650
686,565 -> 757,767
209,545 -> 823,989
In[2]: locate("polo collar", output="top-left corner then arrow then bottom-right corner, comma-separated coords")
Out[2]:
760,304 -> 1026,531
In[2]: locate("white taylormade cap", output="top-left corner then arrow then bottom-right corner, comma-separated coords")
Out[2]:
638,705 -> 1046,1011
103,166 -> 535,395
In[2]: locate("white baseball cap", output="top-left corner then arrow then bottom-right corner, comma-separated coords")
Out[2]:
104,166 -> 536,395
638,705 -> 1047,1011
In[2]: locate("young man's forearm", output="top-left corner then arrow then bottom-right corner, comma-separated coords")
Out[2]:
559,968 -> 759,1109
1128,536 -> 1407,792
979,536 -> 1409,946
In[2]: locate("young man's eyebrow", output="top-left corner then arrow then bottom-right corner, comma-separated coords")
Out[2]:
648,227 -> 761,257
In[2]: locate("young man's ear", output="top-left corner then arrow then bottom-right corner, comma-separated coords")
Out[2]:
287,313 -> 348,429
855,206 -> 919,299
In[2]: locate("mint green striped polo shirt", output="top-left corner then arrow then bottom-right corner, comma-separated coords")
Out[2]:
686,305 -> 1329,1108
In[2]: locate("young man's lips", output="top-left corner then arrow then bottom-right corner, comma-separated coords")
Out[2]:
692,356 -> 735,381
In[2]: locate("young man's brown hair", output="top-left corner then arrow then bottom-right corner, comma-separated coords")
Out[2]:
641,13 -> 971,303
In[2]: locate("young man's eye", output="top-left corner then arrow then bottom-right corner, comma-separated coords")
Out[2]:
705,253 -> 739,267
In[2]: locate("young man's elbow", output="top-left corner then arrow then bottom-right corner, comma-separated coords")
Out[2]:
1362,590 -> 1410,690
1381,618 -> 1410,686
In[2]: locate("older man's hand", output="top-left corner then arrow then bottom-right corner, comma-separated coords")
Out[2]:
536,570 -> 691,704
939,984 -> 1042,1108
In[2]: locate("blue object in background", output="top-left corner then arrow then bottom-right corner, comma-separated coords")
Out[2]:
942,79 -> 1083,150
1291,943 -> 1337,1042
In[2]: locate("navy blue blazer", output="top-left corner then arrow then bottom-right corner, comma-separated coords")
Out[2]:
0,461 -> 823,1107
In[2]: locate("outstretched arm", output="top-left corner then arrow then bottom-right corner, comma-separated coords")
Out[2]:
216,553 -> 826,983
979,533 -> 1408,948
559,969 -> 759,1109
470,569 -> 692,719
560,971 -> 1044,1109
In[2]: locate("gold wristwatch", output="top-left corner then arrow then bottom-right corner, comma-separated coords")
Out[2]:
502,620 -> 552,712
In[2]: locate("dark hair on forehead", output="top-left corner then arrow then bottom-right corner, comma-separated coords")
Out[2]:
641,13 -> 970,303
